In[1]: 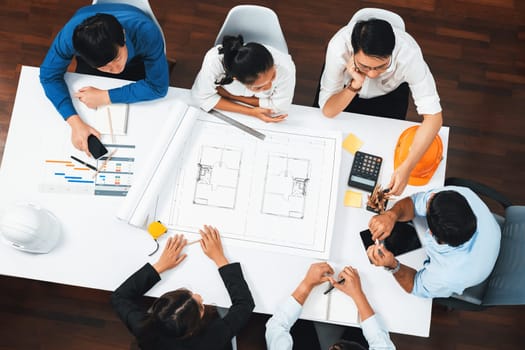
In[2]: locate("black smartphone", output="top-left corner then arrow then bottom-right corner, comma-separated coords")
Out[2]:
360,222 -> 422,257
87,134 -> 108,159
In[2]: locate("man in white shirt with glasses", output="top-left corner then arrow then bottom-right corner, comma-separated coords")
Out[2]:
317,9 -> 443,196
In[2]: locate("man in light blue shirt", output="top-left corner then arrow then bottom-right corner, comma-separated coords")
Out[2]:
265,262 -> 395,349
40,3 -> 169,156
367,186 -> 501,298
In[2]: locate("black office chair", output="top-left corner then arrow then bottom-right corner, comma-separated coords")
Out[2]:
434,177 -> 525,311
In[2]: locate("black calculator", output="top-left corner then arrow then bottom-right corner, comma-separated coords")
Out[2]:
348,151 -> 382,192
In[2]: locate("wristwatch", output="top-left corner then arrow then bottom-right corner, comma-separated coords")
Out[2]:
346,81 -> 361,93
384,259 -> 401,274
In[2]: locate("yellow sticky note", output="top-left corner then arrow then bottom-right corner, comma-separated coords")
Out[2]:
344,190 -> 362,208
342,133 -> 364,155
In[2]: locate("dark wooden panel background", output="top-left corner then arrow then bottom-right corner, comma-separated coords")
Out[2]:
0,0 -> 524,349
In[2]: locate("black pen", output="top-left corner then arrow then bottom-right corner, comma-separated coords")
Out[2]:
70,155 -> 97,171
376,239 -> 385,257
324,278 -> 345,295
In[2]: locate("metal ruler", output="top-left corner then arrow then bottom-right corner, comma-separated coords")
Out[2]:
209,109 -> 266,141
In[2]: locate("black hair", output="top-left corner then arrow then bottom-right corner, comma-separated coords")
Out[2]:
216,35 -> 274,85
138,288 -> 218,346
351,19 -> 395,58
73,13 -> 125,68
427,190 -> 477,247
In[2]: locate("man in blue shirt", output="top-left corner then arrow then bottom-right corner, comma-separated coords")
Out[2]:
265,262 -> 395,349
367,186 -> 501,298
40,3 -> 169,155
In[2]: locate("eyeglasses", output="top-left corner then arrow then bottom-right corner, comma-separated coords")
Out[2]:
354,56 -> 392,73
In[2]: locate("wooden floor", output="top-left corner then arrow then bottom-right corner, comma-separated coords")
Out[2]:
0,0 -> 524,349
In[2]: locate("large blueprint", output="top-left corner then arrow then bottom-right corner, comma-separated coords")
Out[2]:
118,100 -> 341,258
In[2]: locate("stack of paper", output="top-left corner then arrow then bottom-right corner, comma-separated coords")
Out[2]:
94,104 -> 129,136
301,282 -> 359,325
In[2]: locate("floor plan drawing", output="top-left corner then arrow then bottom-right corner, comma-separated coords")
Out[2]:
194,145 -> 242,209
261,154 -> 310,219
119,101 -> 342,258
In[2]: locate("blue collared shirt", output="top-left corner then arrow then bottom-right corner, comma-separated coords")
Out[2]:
40,3 -> 168,120
411,186 -> 501,298
265,296 -> 395,350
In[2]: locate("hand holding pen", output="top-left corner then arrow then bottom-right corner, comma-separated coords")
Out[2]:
293,262 -> 334,305
367,242 -> 395,268
326,266 -> 364,300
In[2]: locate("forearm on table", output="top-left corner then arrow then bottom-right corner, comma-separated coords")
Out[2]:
392,263 -> 416,293
215,97 -> 256,116
225,94 -> 260,107
40,74 -> 76,119
352,291 -> 375,322
399,112 -> 443,172
220,263 -> 255,333
322,88 -> 356,118
387,197 -> 416,222
291,280 -> 314,305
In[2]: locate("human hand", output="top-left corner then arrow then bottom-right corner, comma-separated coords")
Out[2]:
366,243 -> 396,268
292,262 -> 334,305
66,115 -> 101,157
345,54 -> 366,89
388,164 -> 410,196
250,107 -> 287,123
302,262 -> 334,289
74,86 -> 110,109
329,266 -> 364,300
199,225 -> 228,267
153,234 -> 187,274
368,211 -> 397,241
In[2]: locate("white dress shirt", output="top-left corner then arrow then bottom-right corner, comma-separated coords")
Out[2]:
191,44 -> 296,113
265,296 -> 396,350
319,18 -> 441,116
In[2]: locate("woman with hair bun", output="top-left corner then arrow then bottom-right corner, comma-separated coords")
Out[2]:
192,35 -> 296,122
111,225 -> 255,350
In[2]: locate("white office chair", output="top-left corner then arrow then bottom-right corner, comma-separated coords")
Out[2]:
92,0 -> 176,75
349,7 -> 405,31
214,5 -> 288,53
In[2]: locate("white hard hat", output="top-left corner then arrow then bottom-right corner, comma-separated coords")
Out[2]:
0,203 -> 61,253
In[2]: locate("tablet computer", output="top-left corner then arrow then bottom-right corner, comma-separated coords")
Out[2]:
360,222 -> 422,257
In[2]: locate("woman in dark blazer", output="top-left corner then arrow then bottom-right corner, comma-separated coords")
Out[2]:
111,225 -> 255,349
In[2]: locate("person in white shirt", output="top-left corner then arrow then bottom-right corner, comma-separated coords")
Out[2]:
191,34 -> 296,123
318,10 -> 443,196
265,262 -> 395,350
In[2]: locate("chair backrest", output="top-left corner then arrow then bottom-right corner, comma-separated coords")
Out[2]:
92,0 -> 166,54
482,206 -> 525,305
449,206 -> 525,307
349,8 -> 405,31
214,5 -> 288,53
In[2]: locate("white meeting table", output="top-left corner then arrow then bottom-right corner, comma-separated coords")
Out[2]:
0,66 -> 449,337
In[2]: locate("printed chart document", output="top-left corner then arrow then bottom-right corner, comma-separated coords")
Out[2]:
118,100 -> 342,259
40,137 -> 135,197
301,283 -> 359,325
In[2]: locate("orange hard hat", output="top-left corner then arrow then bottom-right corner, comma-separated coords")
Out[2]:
394,126 -> 443,186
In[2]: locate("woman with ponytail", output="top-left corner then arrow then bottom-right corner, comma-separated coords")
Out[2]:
192,35 -> 296,122
111,225 -> 255,349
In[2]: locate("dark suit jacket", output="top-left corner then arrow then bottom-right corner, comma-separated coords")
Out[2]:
111,262 -> 255,350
